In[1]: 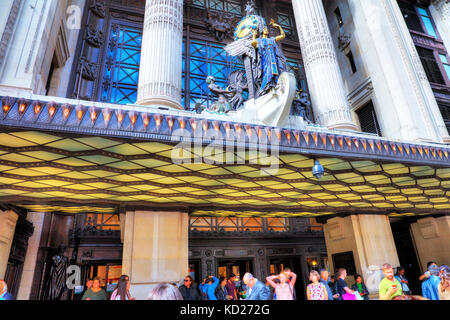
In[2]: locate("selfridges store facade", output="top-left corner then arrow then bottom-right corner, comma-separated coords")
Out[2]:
0,0 -> 449,300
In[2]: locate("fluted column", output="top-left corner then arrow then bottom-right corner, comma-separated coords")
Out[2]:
136,0 -> 183,110
292,0 -> 358,131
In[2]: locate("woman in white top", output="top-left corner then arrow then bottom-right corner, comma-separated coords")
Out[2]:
110,275 -> 135,300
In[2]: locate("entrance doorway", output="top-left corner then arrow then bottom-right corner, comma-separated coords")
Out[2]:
217,259 -> 253,281
269,256 -> 305,300
75,262 -> 122,299
391,219 -> 422,295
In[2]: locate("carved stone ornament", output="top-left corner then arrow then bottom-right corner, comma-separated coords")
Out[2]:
205,10 -> 240,42
90,0 -> 106,18
86,25 -> 104,48
338,33 -> 351,51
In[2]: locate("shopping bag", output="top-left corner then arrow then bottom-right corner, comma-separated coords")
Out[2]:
342,292 -> 357,300
354,292 -> 363,300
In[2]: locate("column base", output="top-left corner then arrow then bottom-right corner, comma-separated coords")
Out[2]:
136,97 -> 184,111
327,123 -> 360,132
442,136 -> 450,144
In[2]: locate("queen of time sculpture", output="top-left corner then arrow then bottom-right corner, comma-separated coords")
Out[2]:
205,0 -> 299,128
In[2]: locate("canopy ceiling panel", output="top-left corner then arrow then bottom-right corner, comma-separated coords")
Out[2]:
0,96 -> 449,217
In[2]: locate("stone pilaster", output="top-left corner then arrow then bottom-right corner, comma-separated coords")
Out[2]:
292,0 -> 358,131
122,211 -> 189,300
410,216 -> 450,272
136,0 -> 183,110
16,212 -> 45,300
347,0 -> 449,143
430,0 -> 450,57
323,215 -> 400,299
0,210 -> 19,279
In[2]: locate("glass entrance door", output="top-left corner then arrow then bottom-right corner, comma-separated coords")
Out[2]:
217,259 -> 253,281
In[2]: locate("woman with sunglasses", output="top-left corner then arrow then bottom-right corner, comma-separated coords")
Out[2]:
179,275 -> 201,300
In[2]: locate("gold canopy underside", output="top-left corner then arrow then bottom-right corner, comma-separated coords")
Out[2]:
0,130 -> 449,217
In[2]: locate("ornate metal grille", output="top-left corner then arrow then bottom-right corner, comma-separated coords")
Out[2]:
101,24 -> 142,105
190,216 -> 289,232
183,39 -> 245,111
191,0 -> 244,15
81,213 -> 121,231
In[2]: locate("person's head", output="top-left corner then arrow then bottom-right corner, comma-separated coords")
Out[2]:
262,27 -> 269,37
429,264 -> 440,277
397,267 -> 405,276
116,275 -> 130,300
278,272 -> 289,284
427,261 -> 437,269
0,280 -> 6,294
382,263 -> 394,280
330,275 -> 335,283
147,283 -> 183,300
243,273 -> 255,287
92,277 -> 101,290
441,267 -> 450,284
283,267 -> 291,275
320,269 -> 329,281
228,273 -> 236,282
86,278 -> 93,289
184,275 -> 193,288
205,277 -> 214,285
309,270 -> 320,283
219,276 -> 227,287
354,274 -> 363,284
337,268 -> 347,279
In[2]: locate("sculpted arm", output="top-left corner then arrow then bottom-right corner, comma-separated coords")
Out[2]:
251,29 -> 258,48
270,19 -> 285,42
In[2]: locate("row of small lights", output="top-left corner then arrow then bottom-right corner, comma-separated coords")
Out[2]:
2,97 -> 449,163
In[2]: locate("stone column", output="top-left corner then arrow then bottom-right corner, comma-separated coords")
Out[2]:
323,215 -> 400,299
16,212 -> 45,300
410,216 -> 450,272
430,0 -> 450,56
122,211 -> 189,300
136,0 -> 183,110
0,210 -> 19,279
346,0 -> 450,143
292,0 -> 358,131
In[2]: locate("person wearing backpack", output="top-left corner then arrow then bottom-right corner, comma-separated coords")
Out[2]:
200,276 -> 219,300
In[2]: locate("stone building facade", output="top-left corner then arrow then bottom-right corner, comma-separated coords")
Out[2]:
0,0 -> 449,300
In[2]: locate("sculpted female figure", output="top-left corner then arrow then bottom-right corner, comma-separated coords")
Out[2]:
252,19 -> 287,96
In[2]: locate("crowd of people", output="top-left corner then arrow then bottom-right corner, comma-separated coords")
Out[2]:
0,261 -> 448,300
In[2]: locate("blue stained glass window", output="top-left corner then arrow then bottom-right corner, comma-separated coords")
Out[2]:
418,8 -> 438,38
101,24 -> 142,105
440,54 -> 450,81
182,39 -> 244,111
287,59 -> 307,92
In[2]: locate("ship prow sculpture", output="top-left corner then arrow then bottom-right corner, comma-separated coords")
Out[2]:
202,0 -> 309,129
